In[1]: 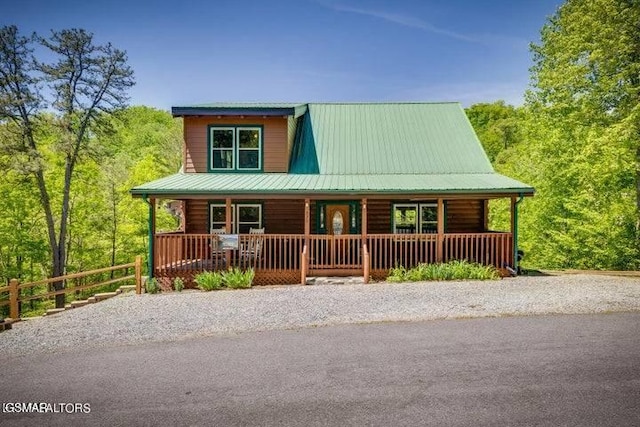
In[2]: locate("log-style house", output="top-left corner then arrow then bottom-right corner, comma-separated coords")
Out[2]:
131,102 -> 534,285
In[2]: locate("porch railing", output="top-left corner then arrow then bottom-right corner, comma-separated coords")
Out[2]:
154,232 -> 513,285
308,235 -> 362,270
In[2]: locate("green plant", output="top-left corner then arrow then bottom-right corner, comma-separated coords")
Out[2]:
173,277 -> 184,292
145,278 -> 160,294
223,267 -> 254,289
194,271 -> 224,291
387,265 -> 407,282
387,260 -> 500,282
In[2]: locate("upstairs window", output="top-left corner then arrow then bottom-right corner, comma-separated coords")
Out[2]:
209,126 -> 262,171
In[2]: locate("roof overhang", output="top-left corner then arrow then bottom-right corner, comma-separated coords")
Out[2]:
171,104 -> 307,118
130,173 -> 535,199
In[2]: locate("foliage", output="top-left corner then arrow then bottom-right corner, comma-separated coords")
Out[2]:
0,106 -> 181,286
223,268 -> 254,289
387,261 -> 500,282
465,101 -> 524,162
145,278 -> 160,294
0,26 -> 135,307
464,0 -> 640,271
173,277 -> 184,292
194,271 -> 224,291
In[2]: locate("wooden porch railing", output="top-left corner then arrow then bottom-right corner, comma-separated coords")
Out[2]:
367,233 -> 439,271
443,233 -> 513,268
154,232 -> 513,284
308,235 -> 362,270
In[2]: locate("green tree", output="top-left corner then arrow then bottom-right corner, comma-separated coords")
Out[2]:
465,101 -> 523,162
513,0 -> 640,269
0,26 -> 134,307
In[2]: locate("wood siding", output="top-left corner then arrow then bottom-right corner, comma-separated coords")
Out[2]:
185,200 -> 208,234
366,200 -> 391,234
183,116 -> 289,173
446,200 -> 484,233
184,199 -> 484,234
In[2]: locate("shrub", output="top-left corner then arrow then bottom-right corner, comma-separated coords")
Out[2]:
194,271 -> 224,291
387,260 -> 500,282
173,277 -> 184,292
145,278 -> 160,294
223,267 -> 254,289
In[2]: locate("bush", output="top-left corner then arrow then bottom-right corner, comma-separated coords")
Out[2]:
223,267 -> 254,289
145,278 -> 160,294
194,271 -> 224,291
386,260 -> 500,282
173,277 -> 184,292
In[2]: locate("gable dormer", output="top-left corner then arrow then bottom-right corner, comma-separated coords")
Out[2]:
172,103 -> 307,173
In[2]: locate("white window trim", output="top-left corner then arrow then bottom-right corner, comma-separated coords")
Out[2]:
210,126 -> 262,171
210,203 -> 262,234
420,203 -> 438,234
210,127 -> 236,170
393,203 -> 439,234
236,127 -> 262,171
237,204 -> 262,232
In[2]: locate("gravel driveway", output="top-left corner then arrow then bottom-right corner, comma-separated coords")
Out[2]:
1,274 -> 639,358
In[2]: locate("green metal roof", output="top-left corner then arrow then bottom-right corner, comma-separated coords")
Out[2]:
290,103 -> 493,175
131,172 -> 534,197
133,102 -> 534,197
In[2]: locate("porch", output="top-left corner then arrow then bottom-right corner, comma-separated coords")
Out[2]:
153,232 -> 513,286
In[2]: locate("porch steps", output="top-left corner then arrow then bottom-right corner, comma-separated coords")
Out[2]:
306,276 -> 365,286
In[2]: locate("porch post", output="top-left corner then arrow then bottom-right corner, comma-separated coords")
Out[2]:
483,199 -> 489,232
225,197 -> 232,266
510,196 -> 517,270
361,198 -> 367,238
303,199 -> 310,285
304,198 -> 310,238
225,198 -> 232,232
436,198 -> 444,262
149,197 -> 156,279
361,198 -> 369,284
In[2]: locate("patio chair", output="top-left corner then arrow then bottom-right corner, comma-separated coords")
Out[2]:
209,227 -> 227,266
239,227 -> 264,265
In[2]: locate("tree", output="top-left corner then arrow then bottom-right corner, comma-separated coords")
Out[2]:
529,0 -> 640,254
465,101 -> 523,162
0,26 -> 134,307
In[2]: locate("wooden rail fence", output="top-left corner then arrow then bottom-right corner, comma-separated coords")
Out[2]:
0,256 -> 142,321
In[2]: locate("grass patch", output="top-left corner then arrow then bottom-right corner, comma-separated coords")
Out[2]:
388,260 -> 500,282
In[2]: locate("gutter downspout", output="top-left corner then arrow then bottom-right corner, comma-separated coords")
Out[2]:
142,195 -> 154,279
513,193 -> 525,273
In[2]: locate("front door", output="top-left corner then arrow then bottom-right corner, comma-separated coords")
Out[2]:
314,204 -> 359,270
326,204 -> 350,235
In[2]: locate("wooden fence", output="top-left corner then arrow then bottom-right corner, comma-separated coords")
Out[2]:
0,256 -> 142,321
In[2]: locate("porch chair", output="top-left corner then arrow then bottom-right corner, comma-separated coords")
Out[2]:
239,227 -> 264,265
209,227 -> 227,265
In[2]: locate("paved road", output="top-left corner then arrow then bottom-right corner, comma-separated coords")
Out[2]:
2,313 -> 640,426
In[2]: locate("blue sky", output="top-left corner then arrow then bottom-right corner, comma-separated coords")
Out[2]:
3,0 -> 561,111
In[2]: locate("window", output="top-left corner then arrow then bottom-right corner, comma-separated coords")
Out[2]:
393,203 -> 440,234
209,126 -> 262,171
209,203 -> 262,233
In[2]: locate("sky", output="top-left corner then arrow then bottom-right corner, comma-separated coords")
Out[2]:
3,0 -> 562,111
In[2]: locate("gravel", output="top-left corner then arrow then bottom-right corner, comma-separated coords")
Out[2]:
1,274 -> 639,358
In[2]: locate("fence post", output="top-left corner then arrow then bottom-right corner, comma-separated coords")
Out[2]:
9,279 -> 19,320
135,255 -> 142,294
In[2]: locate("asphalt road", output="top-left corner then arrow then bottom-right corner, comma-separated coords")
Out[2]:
2,313 -> 640,426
